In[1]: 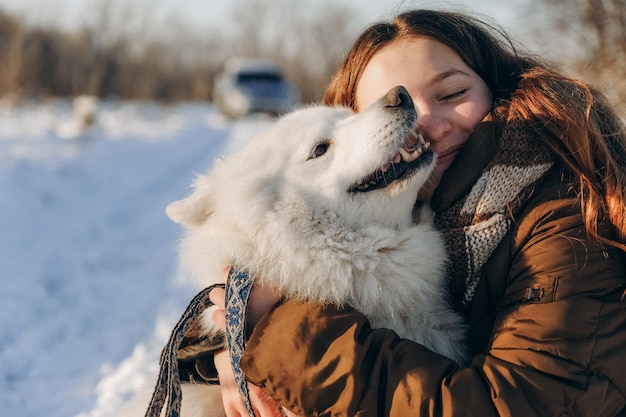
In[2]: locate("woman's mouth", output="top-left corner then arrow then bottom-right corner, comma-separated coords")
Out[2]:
435,146 -> 462,167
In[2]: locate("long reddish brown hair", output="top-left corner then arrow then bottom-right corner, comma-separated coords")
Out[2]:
323,9 -> 626,253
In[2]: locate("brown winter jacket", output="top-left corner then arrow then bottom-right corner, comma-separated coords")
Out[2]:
239,121 -> 626,416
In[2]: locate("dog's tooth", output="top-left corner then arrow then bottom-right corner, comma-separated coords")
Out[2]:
417,133 -> 425,145
398,148 -> 412,162
423,141 -> 431,150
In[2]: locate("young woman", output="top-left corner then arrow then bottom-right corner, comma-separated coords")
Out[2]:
208,9 -> 626,416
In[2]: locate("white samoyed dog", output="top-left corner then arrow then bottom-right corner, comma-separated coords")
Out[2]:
122,86 -> 466,417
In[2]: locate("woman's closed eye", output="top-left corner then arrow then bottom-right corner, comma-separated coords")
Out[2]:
440,89 -> 468,101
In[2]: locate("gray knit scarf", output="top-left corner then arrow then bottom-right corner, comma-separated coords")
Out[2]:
434,120 -> 554,310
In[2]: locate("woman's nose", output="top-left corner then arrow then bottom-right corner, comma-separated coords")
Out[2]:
416,111 -> 452,142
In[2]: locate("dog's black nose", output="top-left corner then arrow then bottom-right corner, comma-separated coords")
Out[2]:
382,86 -> 414,109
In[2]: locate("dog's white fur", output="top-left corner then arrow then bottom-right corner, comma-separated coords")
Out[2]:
122,87 -> 466,417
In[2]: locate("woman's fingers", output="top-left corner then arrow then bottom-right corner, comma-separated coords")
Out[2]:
249,384 -> 287,417
216,349 -> 286,417
209,271 -> 281,331
211,267 -> 289,416
211,306 -> 226,331
210,286 -> 226,308
209,287 -> 226,331
215,349 -> 249,416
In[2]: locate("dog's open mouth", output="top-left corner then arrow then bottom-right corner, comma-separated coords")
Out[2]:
349,132 -> 433,193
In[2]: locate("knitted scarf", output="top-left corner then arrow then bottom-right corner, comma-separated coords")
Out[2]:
434,120 -> 554,310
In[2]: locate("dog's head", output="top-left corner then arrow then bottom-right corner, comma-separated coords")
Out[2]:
168,86 -> 434,232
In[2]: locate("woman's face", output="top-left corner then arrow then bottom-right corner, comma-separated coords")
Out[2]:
355,36 -> 492,201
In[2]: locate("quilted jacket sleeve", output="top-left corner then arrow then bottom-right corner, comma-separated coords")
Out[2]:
240,194 -> 626,416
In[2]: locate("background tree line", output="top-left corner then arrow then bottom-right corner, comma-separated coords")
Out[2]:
0,0 -> 360,103
0,0 -> 624,106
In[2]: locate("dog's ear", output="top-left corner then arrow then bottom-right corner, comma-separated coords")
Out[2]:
166,176 -> 215,226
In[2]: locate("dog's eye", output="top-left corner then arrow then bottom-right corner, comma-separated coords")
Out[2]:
310,142 -> 330,159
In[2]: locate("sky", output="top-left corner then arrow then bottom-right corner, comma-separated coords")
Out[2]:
0,0 -> 528,38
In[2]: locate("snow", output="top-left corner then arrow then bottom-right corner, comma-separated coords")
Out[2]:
0,98 -> 275,417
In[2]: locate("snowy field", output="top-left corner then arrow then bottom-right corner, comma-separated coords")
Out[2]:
0,98 -> 275,417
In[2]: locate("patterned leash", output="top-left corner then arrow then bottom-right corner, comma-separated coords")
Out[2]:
224,269 -> 255,416
144,268 -> 255,417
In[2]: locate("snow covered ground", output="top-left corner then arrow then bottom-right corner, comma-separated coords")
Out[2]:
0,98 -> 275,417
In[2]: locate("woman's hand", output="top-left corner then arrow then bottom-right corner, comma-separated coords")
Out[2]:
214,349 -> 286,417
209,267 -> 282,331
209,267 -> 287,417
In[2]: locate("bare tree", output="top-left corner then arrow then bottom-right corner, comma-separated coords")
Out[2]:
0,0 -> 364,103
0,10 -> 25,99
